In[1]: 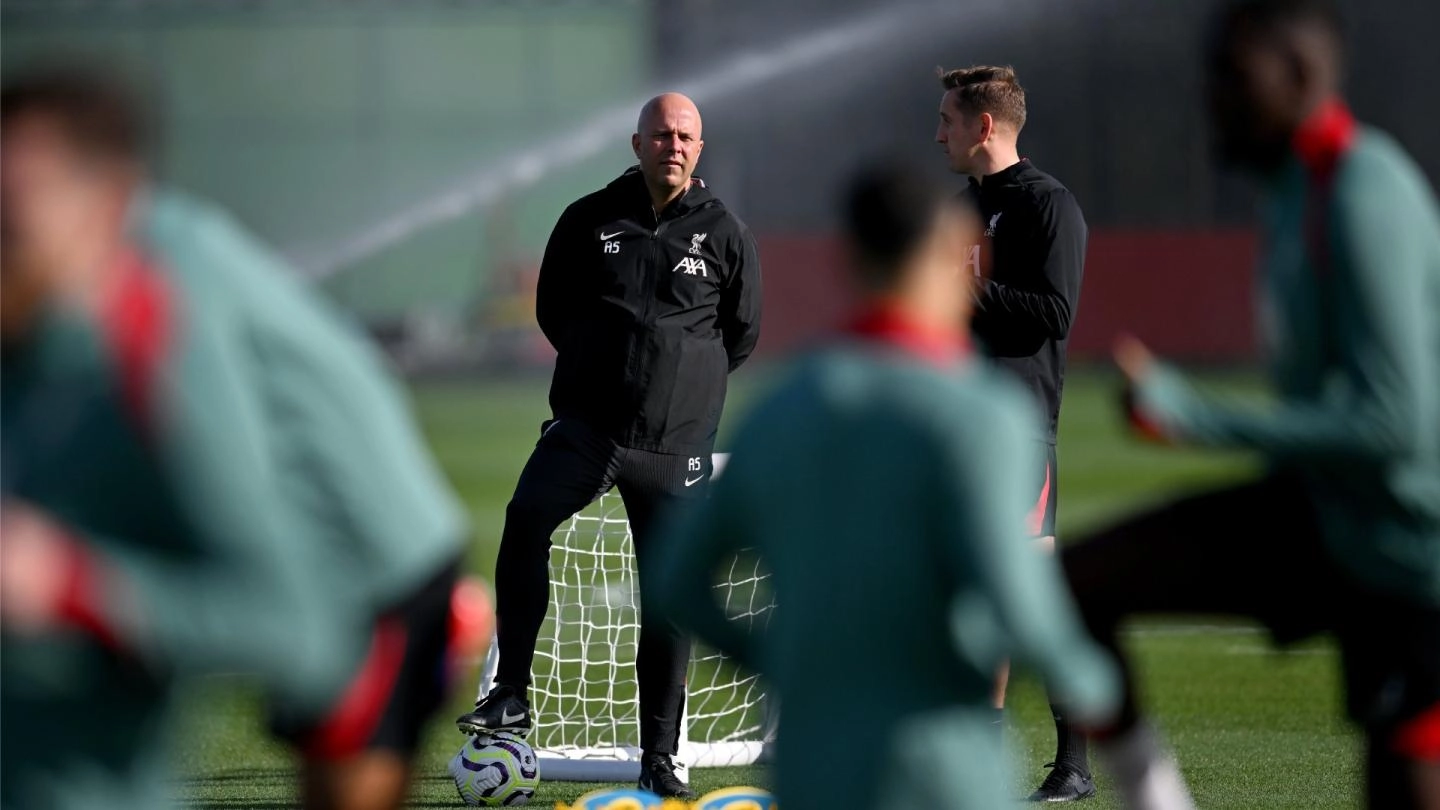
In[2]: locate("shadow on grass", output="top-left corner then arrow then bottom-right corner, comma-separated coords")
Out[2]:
182,795 -> 298,801
179,767 -> 294,786
180,772 -> 528,809
178,766 -> 297,809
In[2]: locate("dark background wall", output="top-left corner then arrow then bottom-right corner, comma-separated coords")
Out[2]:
4,0 -> 1434,362
656,0 -> 1440,230
649,0 -> 1438,359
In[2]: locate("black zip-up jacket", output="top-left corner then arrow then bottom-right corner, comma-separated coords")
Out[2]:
959,159 -> 1087,444
536,168 -> 763,455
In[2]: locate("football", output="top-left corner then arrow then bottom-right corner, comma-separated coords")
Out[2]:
449,732 -> 541,806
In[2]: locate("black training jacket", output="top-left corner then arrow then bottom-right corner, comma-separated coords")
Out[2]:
959,159 -> 1087,444
536,167 -> 763,455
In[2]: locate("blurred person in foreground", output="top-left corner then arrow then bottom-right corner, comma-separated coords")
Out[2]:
454,92 -> 762,799
1063,2 -> 1440,808
934,64 -> 1093,802
0,70 -> 484,810
649,161 -> 1118,810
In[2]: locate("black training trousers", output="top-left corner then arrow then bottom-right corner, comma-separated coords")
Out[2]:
1062,472 -> 1440,809
492,417 -> 714,756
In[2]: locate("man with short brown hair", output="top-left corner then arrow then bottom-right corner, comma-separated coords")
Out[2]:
936,64 -> 1093,802
940,65 -> 1029,134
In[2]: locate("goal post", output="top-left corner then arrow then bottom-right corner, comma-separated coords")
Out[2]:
476,453 -> 776,782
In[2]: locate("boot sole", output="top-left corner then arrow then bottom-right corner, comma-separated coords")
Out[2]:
455,718 -> 532,737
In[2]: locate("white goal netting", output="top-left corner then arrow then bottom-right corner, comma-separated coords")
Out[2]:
478,457 -> 776,782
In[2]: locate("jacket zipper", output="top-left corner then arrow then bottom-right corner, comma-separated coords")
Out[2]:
624,208 -> 665,425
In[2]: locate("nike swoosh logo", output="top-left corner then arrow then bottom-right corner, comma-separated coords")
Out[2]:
499,709 -> 528,725
599,230 -> 625,240
684,475 -> 705,487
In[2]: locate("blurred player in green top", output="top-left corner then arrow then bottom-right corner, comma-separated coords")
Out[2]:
1064,2 -> 1440,808
0,70 -> 480,810
649,161 -> 1119,809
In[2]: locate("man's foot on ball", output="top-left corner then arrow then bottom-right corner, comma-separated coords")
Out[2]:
455,684 -> 532,736
638,752 -> 694,800
1027,761 -> 1097,802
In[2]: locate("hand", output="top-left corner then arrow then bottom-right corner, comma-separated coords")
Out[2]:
1113,334 -> 1155,384
447,576 -> 496,685
1113,336 -> 1173,444
0,501 -> 77,634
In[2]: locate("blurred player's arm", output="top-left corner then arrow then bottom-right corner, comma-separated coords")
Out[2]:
1125,180 -> 1430,462
535,205 -> 587,349
973,190 -> 1086,340
88,310 -> 341,696
647,478 -> 761,672
940,403 -> 1118,723
0,502 -> 132,647
720,228 -> 763,371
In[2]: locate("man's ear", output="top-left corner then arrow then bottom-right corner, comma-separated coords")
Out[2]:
978,112 -> 995,144
631,132 -> 642,159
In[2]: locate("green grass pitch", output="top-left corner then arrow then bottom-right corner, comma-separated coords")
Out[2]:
174,368 -> 1361,808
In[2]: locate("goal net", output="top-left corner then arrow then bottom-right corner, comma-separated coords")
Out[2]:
477,454 -> 776,782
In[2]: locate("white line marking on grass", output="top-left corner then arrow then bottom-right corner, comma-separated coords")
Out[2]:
1117,625 -> 1333,656
1123,625 -> 1265,637
1222,646 -> 1328,656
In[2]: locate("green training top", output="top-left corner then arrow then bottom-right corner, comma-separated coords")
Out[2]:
1,190 -> 465,810
137,191 -> 466,611
650,320 -> 1117,810
1135,103 -> 1440,607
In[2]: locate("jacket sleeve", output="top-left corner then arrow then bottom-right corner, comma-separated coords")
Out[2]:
646,468 -> 762,673
937,401 -> 1118,723
974,189 -> 1086,340
1132,172 -> 1432,462
96,305 -> 352,705
536,205 -> 587,349
720,226 -> 763,372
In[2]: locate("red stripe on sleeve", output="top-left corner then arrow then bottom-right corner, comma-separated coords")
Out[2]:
303,619 -> 409,760
1026,462 -> 1052,537
54,532 -> 124,651
1122,385 -> 1170,444
99,251 -> 174,435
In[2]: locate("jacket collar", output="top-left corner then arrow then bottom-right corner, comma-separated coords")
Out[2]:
611,166 -> 715,219
1292,97 -> 1356,180
846,302 -> 971,368
967,158 -> 1032,194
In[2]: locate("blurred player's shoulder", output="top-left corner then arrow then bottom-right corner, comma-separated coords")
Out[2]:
134,190 -> 383,347
943,359 -> 1044,446
136,190 -> 291,288
136,189 -> 466,605
1343,127 -> 1440,218
739,345 -> 1041,455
